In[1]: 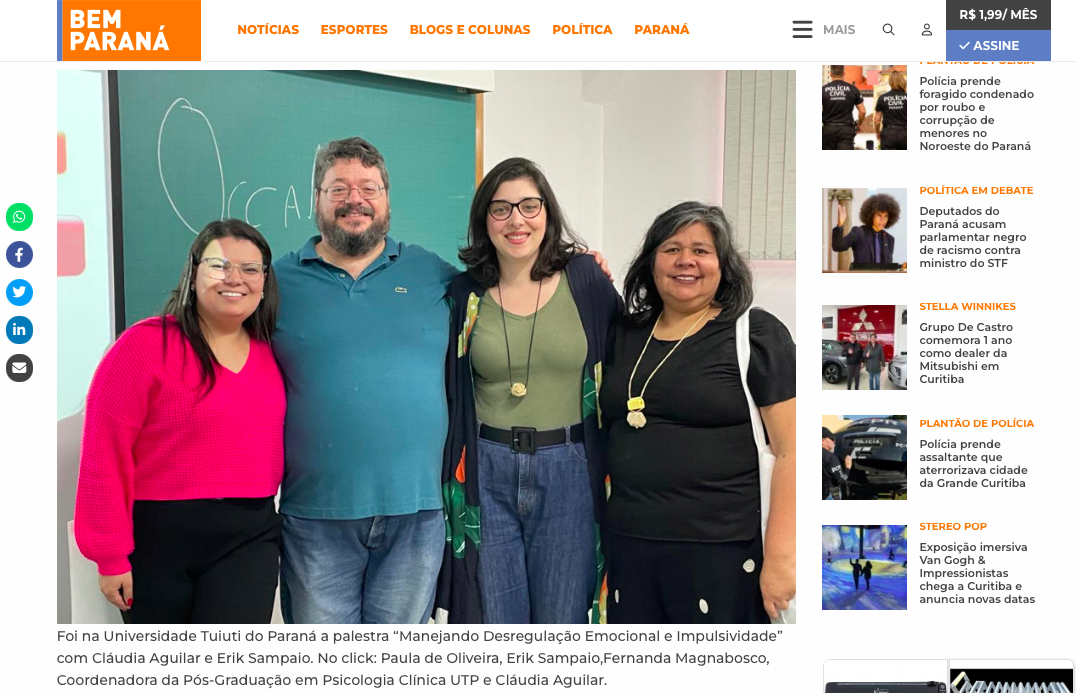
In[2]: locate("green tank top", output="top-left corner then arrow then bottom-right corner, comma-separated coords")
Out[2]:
470,274 -> 587,430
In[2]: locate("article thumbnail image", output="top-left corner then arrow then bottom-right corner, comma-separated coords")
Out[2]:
822,64 -> 907,151
821,305 -> 908,390
949,667 -> 1073,692
823,188 -> 908,272
821,415 -> 907,500
821,525 -> 907,610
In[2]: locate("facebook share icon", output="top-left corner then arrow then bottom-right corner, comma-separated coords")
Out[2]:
6,316 -> 33,345
6,241 -> 32,268
6,279 -> 32,307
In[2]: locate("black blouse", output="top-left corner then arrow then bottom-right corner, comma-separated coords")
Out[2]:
599,308 -> 795,542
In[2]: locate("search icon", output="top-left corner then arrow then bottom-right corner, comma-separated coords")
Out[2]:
882,23 -> 895,35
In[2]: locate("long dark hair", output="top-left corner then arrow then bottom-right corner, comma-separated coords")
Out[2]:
161,219 -> 279,394
623,201 -> 753,325
459,157 -> 584,287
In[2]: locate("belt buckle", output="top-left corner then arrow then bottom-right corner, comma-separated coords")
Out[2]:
511,426 -> 537,454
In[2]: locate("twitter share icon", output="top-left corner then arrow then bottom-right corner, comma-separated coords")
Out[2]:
6,279 -> 32,307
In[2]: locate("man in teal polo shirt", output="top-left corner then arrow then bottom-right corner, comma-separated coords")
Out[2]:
273,137 -> 457,624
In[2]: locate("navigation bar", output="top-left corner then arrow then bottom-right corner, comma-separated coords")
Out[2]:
10,1 -> 1068,62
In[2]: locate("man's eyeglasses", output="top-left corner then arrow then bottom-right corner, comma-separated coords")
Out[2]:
488,198 -> 545,221
320,184 -> 385,202
200,257 -> 266,283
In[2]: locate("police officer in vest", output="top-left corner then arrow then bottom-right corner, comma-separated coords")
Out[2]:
822,65 -> 864,150
874,70 -> 908,150
822,428 -> 852,500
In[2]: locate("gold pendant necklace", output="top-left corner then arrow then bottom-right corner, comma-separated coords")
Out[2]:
498,277 -> 543,398
625,308 -> 713,429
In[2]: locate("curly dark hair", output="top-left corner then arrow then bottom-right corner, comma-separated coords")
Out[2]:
459,157 -> 583,288
623,201 -> 753,325
859,193 -> 901,229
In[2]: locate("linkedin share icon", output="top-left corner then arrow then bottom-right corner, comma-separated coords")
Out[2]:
6,316 -> 33,344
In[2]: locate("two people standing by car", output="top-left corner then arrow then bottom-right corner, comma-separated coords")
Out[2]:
839,333 -> 886,390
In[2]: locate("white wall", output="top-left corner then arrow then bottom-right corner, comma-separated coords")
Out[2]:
753,261 -> 797,341
370,70 -> 495,92
895,305 -> 908,355
821,305 -> 839,341
600,71 -> 724,283
483,71 -> 604,249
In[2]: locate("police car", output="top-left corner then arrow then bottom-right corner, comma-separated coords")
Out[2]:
835,417 -> 907,500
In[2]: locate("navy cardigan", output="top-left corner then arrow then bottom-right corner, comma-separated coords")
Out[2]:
435,254 -> 622,623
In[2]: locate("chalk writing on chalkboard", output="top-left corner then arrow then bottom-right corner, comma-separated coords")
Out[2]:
157,97 -> 319,233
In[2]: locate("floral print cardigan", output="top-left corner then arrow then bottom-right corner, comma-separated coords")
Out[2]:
435,254 -> 622,623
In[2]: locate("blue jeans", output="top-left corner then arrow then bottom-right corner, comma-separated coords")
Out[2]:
869,371 -> 881,390
477,435 -> 596,624
279,510 -> 443,624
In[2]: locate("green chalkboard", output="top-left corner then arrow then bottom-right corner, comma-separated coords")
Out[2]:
113,70 -> 475,326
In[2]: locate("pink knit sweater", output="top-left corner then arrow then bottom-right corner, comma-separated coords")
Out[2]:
74,317 -> 285,575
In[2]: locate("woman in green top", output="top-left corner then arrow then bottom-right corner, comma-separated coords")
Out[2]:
439,158 -> 621,623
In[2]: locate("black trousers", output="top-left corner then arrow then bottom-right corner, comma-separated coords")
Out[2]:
880,126 -> 907,150
605,531 -> 769,624
822,123 -> 856,150
122,497 -> 281,624
846,363 -> 861,389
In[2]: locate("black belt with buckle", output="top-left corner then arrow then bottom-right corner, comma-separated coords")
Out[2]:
478,423 -> 584,454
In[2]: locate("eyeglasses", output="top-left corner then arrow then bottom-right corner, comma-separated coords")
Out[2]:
488,198 -> 545,221
319,184 -> 385,202
200,257 -> 266,283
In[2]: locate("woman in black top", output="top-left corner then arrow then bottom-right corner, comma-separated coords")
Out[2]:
599,202 -> 796,624
874,70 -> 907,150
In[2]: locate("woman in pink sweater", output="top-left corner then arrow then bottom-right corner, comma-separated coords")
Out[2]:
75,219 -> 286,623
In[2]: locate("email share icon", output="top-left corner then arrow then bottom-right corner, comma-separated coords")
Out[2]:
6,354 -> 32,382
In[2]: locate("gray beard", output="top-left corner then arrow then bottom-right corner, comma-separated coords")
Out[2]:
317,206 -> 391,257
